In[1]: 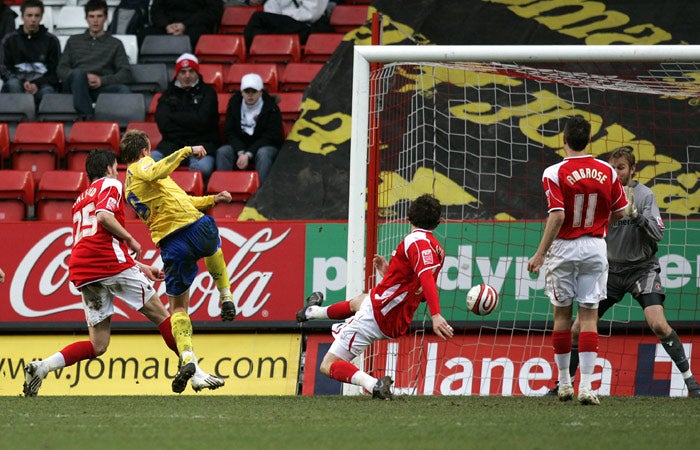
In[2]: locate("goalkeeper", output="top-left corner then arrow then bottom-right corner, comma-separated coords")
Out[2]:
551,145 -> 700,397
120,129 -> 237,393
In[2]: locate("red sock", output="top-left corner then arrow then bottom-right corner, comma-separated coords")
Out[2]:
329,360 -> 359,383
578,331 -> 598,353
552,330 -> 572,355
60,341 -> 96,366
158,316 -> 179,356
327,301 -> 353,320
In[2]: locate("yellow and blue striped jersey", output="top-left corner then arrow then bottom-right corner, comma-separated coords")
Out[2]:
125,146 -> 216,245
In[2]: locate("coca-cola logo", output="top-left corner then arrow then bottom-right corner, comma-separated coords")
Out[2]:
9,226 -> 292,320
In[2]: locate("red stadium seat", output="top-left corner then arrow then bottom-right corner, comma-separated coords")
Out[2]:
66,121 -> 121,171
224,63 -> 278,92
248,34 -> 301,65
199,63 -> 224,93
219,5 -> 262,34
10,122 -> 65,184
279,62 -> 323,92
195,34 -> 246,65
36,170 -> 88,221
217,93 -> 232,123
302,33 -> 344,63
147,92 -> 162,121
277,92 -> 303,122
170,171 -> 204,196
329,4 -> 369,33
0,122 -> 9,168
126,121 -> 163,150
206,171 -> 259,219
0,170 -> 34,221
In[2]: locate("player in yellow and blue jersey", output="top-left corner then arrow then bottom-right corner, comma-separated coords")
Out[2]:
120,129 -> 236,393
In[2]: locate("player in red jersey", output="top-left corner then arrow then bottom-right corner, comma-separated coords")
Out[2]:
23,149 -> 224,397
296,194 -> 452,399
528,116 -> 627,405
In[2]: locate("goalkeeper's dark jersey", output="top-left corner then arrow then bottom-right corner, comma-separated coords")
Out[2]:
606,180 -> 664,271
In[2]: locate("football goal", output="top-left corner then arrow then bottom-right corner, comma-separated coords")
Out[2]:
347,45 -> 700,396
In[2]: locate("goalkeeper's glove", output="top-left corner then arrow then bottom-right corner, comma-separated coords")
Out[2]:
623,186 -> 638,219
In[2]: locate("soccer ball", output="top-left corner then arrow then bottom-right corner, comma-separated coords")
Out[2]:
466,284 -> 499,315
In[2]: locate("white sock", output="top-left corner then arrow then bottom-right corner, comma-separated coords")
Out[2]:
351,370 -> 377,392
578,351 -> 596,390
554,353 -> 571,385
307,305 -> 328,320
43,352 -> 66,372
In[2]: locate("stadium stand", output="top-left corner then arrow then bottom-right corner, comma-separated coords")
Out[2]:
10,121 -> 65,184
35,170 -> 88,221
0,93 -> 36,137
280,62 -> 323,92
195,34 -> 246,65
277,92 -> 303,122
247,34 -> 301,65
0,123 -> 9,168
126,121 -> 162,149
329,4 -> 369,33
205,170 -> 259,220
302,33 -> 344,63
199,63 -> 224,92
223,63 -> 278,93
94,93 -> 146,129
170,170 -> 204,196
0,170 -> 34,221
65,121 -> 121,171
139,35 -> 192,66
218,5 -> 262,34
54,5 -> 87,36
114,34 -> 139,65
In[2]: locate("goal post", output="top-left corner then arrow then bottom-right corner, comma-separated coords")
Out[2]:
347,45 -> 700,396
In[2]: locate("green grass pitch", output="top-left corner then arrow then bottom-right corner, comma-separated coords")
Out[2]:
1,395 -> 696,449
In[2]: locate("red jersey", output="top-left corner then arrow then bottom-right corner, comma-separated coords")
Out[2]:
370,229 -> 445,338
542,155 -> 627,239
69,177 -> 135,288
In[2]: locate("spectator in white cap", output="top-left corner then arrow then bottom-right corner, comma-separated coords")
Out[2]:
216,72 -> 284,184
152,52 -> 220,182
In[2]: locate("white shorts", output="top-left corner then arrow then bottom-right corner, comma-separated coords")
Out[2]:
78,266 -> 157,327
327,295 -> 389,361
544,236 -> 608,308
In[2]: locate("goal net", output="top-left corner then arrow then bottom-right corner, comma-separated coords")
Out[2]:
347,45 -> 700,397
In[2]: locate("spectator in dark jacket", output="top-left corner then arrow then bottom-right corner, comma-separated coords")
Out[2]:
216,73 -> 284,184
0,0 -> 60,105
0,2 -> 17,41
57,0 -> 131,118
153,52 -> 219,181
145,0 -> 223,49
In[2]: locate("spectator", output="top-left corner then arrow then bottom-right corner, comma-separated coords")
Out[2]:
57,0 -> 131,119
0,2 -> 17,41
153,53 -> 219,182
145,0 -> 223,49
243,0 -> 333,49
216,73 -> 283,185
0,0 -> 61,105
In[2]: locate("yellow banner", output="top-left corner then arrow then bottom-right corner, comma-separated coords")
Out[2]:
0,334 -> 301,396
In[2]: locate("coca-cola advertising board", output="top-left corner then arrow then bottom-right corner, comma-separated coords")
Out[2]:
0,221 -> 306,325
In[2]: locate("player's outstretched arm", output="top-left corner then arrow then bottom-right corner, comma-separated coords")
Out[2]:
135,261 -> 165,282
373,254 -> 388,277
97,211 -> 142,260
431,313 -> 454,340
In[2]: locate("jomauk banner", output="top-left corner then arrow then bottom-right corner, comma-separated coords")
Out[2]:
302,333 -> 699,397
0,334 -> 300,396
0,220 -> 697,326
